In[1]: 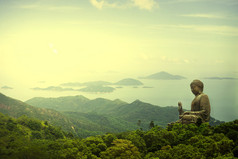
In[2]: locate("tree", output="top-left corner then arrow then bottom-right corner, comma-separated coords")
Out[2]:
169,144 -> 202,159
149,121 -> 155,129
100,139 -> 141,159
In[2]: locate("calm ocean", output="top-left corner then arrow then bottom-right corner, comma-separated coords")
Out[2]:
2,79 -> 237,122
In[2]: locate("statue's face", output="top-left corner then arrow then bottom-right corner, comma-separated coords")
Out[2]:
190,84 -> 201,95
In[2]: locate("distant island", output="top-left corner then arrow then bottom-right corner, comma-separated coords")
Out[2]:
60,81 -> 112,87
140,71 -> 186,80
113,78 -> 143,86
32,78 -> 143,93
143,86 -> 153,88
1,86 -> 13,90
61,78 -> 143,87
204,77 -> 238,80
78,85 -> 115,93
31,86 -> 75,92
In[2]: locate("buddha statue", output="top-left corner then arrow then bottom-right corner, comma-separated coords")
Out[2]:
177,79 -> 211,125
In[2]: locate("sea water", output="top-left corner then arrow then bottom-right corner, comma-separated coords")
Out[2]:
1,79 -> 237,122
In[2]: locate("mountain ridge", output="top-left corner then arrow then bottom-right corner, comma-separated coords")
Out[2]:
26,94 -> 223,127
1,93 -> 224,137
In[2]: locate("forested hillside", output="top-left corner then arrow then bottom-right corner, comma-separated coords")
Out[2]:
0,93 -> 74,131
26,95 -> 224,128
0,93 -> 224,138
0,93 -> 138,137
0,112 -> 237,158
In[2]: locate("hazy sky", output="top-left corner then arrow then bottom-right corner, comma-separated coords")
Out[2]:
1,0 -> 238,89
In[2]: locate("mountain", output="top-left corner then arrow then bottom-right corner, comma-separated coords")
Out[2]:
141,71 -> 186,80
26,96 -> 179,127
26,96 -> 127,113
0,93 -> 74,132
109,100 -> 178,124
1,86 -> 13,90
26,95 -> 223,129
204,77 -> 238,80
0,93 -> 137,137
1,93 -> 224,138
114,78 -> 143,86
26,96 -> 178,129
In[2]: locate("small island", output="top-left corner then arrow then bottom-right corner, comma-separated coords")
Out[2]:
141,71 -> 186,80
78,85 -> 115,93
114,78 -> 143,86
204,77 -> 238,80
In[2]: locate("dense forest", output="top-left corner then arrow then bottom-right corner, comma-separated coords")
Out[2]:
0,112 -> 237,159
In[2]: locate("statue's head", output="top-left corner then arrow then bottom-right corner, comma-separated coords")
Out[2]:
190,80 -> 204,95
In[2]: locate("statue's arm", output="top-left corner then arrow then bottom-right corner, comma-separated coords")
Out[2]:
199,95 -> 211,121
178,102 -> 184,115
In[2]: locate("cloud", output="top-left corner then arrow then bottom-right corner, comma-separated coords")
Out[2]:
183,59 -> 190,63
150,24 -> 238,36
131,0 -> 158,10
1,86 -> 13,90
160,56 -> 191,64
181,14 -> 225,19
179,25 -> 238,36
16,5 -> 81,11
89,0 -> 105,9
140,53 -> 150,60
89,0 -> 158,10
215,60 -> 224,64
168,0 -> 213,3
160,56 -> 180,63
38,81 -> 46,83
17,4 -> 39,9
47,6 -> 81,11
49,43 -> 59,54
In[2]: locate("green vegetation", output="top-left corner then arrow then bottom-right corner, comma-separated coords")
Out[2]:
26,96 -> 180,129
26,95 -> 223,131
0,112 -> 237,158
0,93 -> 77,133
1,93 -> 224,138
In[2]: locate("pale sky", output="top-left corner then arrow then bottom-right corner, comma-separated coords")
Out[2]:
1,0 -> 238,95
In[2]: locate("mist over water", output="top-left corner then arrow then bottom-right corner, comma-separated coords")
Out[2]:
1,79 -> 237,122
89,79 -> 237,122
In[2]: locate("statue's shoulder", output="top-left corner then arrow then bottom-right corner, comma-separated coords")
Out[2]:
200,93 -> 210,103
201,93 -> 209,98
197,93 -> 209,101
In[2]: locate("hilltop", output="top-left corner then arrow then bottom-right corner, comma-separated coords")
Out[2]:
113,78 -> 143,86
141,71 -> 186,80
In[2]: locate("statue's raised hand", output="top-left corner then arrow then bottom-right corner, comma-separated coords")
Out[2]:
178,102 -> 182,109
178,102 -> 183,115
